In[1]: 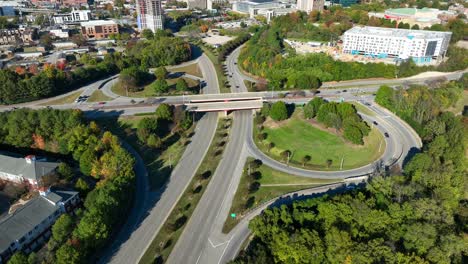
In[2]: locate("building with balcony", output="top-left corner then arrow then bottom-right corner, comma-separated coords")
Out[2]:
52,9 -> 91,25
342,26 -> 452,64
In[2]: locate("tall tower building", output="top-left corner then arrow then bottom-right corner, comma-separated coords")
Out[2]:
296,0 -> 324,13
137,0 -> 164,32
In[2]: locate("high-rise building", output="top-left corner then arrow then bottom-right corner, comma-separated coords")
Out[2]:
188,0 -> 212,10
296,0 -> 324,13
137,0 -> 164,32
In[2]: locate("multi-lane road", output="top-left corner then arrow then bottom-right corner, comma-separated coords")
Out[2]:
2,44 -> 457,264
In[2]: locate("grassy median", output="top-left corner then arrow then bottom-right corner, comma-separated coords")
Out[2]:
222,158 -> 341,233
139,117 -> 231,264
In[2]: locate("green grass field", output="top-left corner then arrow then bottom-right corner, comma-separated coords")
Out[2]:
255,110 -> 385,170
169,63 -> 203,78
40,91 -> 81,105
222,159 -> 341,233
87,90 -> 113,102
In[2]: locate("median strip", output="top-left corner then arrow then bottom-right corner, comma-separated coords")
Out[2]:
139,116 -> 232,264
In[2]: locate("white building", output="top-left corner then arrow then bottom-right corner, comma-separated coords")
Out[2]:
342,26 -> 452,64
296,0 -> 324,13
0,154 -> 58,188
52,9 -> 91,25
0,189 -> 79,263
233,0 -> 293,20
49,29 -> 70,38
137,0 -> 164,32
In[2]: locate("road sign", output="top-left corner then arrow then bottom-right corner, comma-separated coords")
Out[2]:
230,213 -> 236,218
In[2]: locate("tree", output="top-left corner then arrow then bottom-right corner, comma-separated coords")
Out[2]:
326,159 -> 333,168
302,155 -> 311,167
39,34 -> 53,50
75,177 -> 90,196
141,28 -> 154,39
152,79 -> 169,94
71,34 -> 87,47
375,85 -> 394,109
137,117 -> 159,142
56,244 -> 82,264
154,66 -> 168,80
58,162 -> 74,180
52,214 -> 74,244
176,78 -> 188,92
304,97 -> 325,119
269,101 -> 288,121
147,134 -> 162,148
79,149 -> 96,176
155,103 -> 173,120
8,252 -> 28,264
267,142 -> 275,152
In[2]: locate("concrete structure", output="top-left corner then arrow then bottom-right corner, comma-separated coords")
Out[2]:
0,28 -> 37,45
331,0 -> 357,7
187,0 -> 212,10
0,1 -> 22,16
232,0 -> 293,20
80,20 -> 119,39
49,28 -> 70,38
53,9 -> 91,25
136,0 -> 164,32
0,153 -> 58,188
342,26 -> 452,64
376,7 -> 458,27
0,189 -> 79,263
296,0 -> 324,13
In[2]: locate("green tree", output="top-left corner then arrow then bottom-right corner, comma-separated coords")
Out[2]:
147,134 -> 162,148
152,79 -> 169,94
154,66 -> 168,80
55,244 -> 82,264
79,149 -> 96,176
304,97 -> 325,119
52,214 -> 74,244
141,28 -> 154,39
375,85 -> 394,109
176,78 -> 188,92
155,103 -> 173,120
75,177 -> 90,196
8,252 -> 28,264
58,162 -> 74,180
269,101 -> 288,121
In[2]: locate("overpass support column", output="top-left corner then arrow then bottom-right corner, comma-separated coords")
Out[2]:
219,111 -> 228,118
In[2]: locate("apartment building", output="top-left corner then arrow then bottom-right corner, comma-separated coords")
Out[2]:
342,26 -> 452,64
0,154 -> 56,188
80,20 -> 119,39
53,9 -> 91,25
0,189 -> 79,263
296,0 -> 324,13
137,0 -> 164,32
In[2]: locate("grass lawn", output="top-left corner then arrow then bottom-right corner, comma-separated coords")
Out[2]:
255,109 -> 385,171
140,118 -> 231,264
87,90 -> 113,102
351,102 -> 376,117
169,63 -> 203,78
39,91 -> 81,105
222,159 -> 341,233
111,77 -> 200,98
94,115 -> 191,190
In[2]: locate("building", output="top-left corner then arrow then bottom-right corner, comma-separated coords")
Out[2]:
0,189 -> 79,263
80,20 -> 119,39
233,0 -> 292,19
52,9 -> 91,25
187,0 -> 212,10
0,1 -> 23,16
296,0 -> 324,13
137,0 -> 164,32
0,153 -> 58,188
376,7 -> 458,27
61,0 -> 87,6
331,0 -> 357,7
342,26 -> 452,64
49,28 -> 70,38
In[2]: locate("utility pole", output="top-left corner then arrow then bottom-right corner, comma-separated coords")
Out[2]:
248,163 -> 251,176
340,156 -> 344,170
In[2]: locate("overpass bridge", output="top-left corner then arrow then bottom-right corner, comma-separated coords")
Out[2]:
184,96 -> 263,112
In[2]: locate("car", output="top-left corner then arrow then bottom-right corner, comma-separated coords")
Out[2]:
384,132 -> 389,138
98,101 -> 106,105
373,121 -> 378,125
234,62 -> 237,65
236,85 -> 239,88
342,89 -> 347,92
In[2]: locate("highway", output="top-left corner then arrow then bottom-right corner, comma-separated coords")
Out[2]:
99,53 -> 221,264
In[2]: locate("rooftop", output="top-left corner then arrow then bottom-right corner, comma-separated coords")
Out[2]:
344,26 -> 452,39
0,152 -> 59,182
80,20 -> 117,27
0,189 -> 78,253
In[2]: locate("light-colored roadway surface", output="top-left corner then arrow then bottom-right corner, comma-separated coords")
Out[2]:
99,52 -> 221,264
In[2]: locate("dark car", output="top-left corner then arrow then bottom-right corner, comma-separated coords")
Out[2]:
373,121 -> 378,125
342,89 -> 347,92
384,132 -> 389,138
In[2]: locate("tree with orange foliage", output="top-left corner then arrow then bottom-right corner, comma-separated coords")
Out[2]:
15,66 -> 26,75
200,24 -> 209,33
